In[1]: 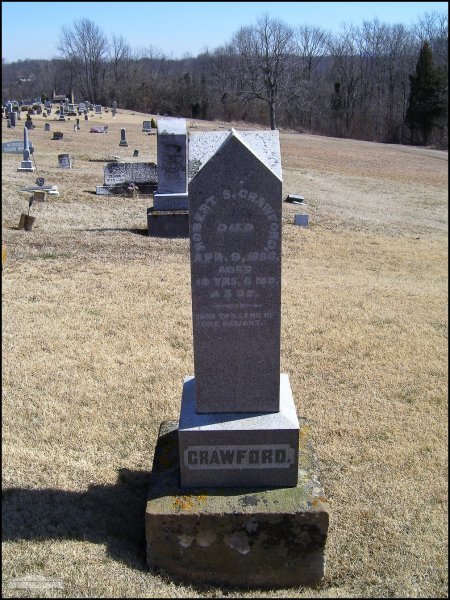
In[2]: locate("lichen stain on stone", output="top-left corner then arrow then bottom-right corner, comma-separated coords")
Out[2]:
173,493 -> 208,512
224,531 -> 251,555
311,496 -> 330,512
238,495 -> 259,507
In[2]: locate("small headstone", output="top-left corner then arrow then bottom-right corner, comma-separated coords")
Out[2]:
36,177 -> 45,187
95,104 -> 102,114
111,108 -> 116,118
90,125 -> 108,133
58,154 -> 73,168
33,190 -> 47,202
6,119 -> 11,128
294,214 -> 309,227
119,128 -> 128,147
133,149 -> 139,157
52,132 -> 63,140
85,114 -> 88,121
44,122 -> 50,131
9,112 -> 16,127
59,106 -> 65,121
142,120 -> 152,132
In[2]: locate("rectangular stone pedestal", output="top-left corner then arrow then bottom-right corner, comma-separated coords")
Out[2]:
147,207 -> 189,237
178,374 -> 299,488
146,420 -> 329,588
153,192 -> 188,211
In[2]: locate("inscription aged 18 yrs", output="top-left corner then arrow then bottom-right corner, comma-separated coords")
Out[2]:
192,188 -> 280,330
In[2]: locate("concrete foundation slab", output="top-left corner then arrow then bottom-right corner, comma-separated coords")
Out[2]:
145,420 -> 329,588
147,207 -> 189,237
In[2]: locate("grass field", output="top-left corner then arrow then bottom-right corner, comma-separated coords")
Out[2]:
2,108 -> 448,598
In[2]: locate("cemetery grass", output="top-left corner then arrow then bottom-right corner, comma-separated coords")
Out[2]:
2,112 -> 448,598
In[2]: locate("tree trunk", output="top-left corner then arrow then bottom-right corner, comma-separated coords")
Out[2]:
269,101 -> 276,130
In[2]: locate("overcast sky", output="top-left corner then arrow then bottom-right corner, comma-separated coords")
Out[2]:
2,1 -> 447,62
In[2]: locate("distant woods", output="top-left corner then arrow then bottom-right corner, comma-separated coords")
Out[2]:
2,12 -> 447,147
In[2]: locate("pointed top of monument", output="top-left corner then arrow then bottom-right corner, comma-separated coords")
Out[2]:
188,129 -> 282,182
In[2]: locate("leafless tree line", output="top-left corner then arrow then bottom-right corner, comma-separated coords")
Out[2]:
2,12 -> 447,146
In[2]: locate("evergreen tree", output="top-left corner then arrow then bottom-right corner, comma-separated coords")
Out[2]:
405,41 -> 447,145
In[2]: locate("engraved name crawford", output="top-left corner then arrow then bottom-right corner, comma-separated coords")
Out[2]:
184,444 -> 295,470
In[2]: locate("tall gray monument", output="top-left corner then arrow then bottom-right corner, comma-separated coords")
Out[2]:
178,129 -> 299,487
146,128 -> 329,588
17,127 -> 35,172
153,117 -> 188,210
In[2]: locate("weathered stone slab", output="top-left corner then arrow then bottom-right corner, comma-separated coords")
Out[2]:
178,374 -> 299,488
156,117 -> 187,194
188,129 -> 282,413
103,162 -> 157,185
146,420 -> 329,588
2,141 -> 23,153
147,208 -> 189,237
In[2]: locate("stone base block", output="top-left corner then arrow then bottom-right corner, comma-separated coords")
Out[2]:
147,207 -> 189,237
178,374 -> 300,488
119,141 -> 128,147
17,162 -> 35,172
153,192 -> 188,211
146,420 -> 329,588
95,184 -> 156,195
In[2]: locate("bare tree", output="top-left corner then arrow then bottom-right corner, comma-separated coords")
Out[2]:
108,34 -> 132,105
58,18 -> 109,103
232,14 -> 295,129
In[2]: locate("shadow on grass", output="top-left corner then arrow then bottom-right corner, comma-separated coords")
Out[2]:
84,227 -> 148,236
2,468 -> 151,572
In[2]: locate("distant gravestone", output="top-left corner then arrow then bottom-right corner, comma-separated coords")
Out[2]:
17,127 -> 35,172
142,120 -> 152,132
52,132 -> 63,140
90,125 -> 108,133
96,162 -> 157,195
44,122 -> 51,131
85,114 -> 88,121
153,117 -> 188,210
111,108 -> 116,118
119,128 -> 128,147
59,105 -> 65,121
95,104 -> 102,114
9,112 -> 16,127
294,214 -> 309,227
133,149 -> 139,157
58,153 -> 73,168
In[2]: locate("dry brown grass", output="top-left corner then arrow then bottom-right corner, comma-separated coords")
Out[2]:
2,109 -> 448,598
